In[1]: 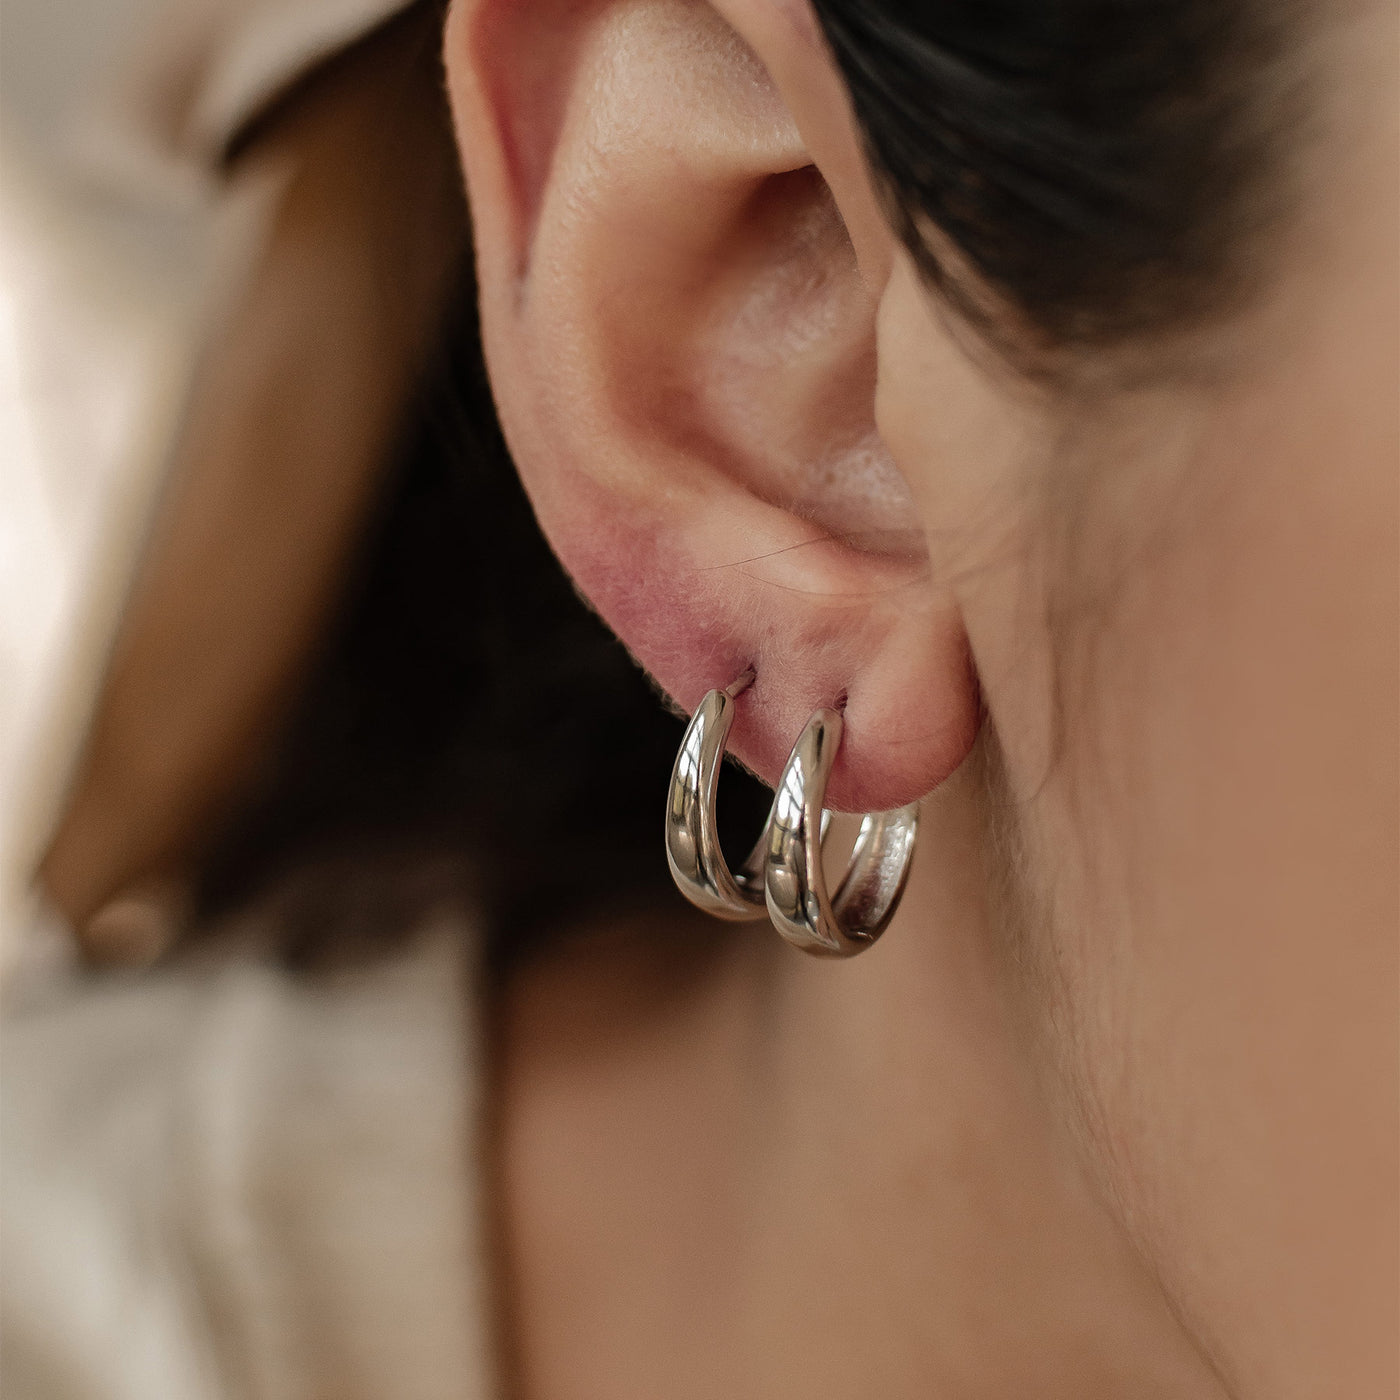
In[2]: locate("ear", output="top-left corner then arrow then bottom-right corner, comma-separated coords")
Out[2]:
445,0 -> 976,811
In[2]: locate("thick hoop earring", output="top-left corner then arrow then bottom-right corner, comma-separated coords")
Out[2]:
665,671 -> 769,920
765,709 -> 920,957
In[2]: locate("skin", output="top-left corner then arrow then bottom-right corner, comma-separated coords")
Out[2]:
445,1 -> 1398,1398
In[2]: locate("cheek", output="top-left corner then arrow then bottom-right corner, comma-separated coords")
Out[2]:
875,260 -> 1043,568
1012,362 -> 1397,1381
875,264 -> 982,526
880,212 -> 1397,1379
874,260 -> 1059,774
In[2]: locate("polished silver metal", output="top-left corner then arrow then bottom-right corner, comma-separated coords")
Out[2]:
665,671 -> 769,920
667,680 -> 921,956
764,708 -> 920,957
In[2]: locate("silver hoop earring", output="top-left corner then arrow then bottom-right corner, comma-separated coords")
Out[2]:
666,680 -> 921,956
665,671 -> 768,920
764,709 -> 920,957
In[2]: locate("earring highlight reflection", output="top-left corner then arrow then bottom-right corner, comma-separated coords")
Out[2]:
665,671 -> 768,920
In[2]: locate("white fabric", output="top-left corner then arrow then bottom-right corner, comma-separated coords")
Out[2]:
2,919 -> 495,1400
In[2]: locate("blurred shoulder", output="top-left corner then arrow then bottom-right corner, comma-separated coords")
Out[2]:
1,897 -> 496,1400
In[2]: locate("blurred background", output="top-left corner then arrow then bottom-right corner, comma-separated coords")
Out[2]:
0,6 -> 771,1395
1,0 -> 212,953
0,1 -> 791,1387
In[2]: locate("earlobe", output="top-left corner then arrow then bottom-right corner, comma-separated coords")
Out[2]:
445,0 -> 978,810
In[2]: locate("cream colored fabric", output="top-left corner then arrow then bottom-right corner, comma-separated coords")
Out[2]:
2,920 -> 495,1400
0,0 -> 411,952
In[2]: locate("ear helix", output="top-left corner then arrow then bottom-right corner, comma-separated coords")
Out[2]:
666,673 -> 921,956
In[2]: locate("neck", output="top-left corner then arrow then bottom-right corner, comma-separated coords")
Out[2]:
495,761 -> 1223,1399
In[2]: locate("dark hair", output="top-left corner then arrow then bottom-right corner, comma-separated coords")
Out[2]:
811,0 -> 1295,355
